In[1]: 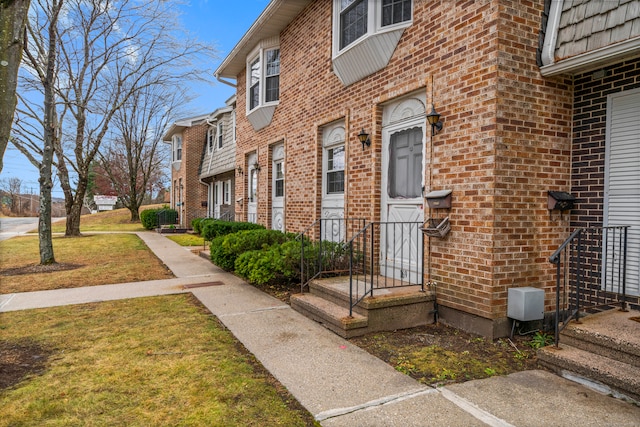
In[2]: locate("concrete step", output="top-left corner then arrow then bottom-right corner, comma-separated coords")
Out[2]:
290,293 -> 368,339
560,309 -> 640,368
538,343 -> 640,403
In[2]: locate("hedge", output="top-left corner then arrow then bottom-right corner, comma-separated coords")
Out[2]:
140,206 -> 177,230
201,220 -> 264,241
209,229 -> 291,271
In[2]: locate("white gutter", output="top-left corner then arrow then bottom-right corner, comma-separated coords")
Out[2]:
216,75 -> 237,88
541,0 -> 564,67
541,36 -> 640,76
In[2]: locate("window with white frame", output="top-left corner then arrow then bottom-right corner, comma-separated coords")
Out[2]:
247,47 -> 280,112
223,180 -> 231,204
274,161 -> 284,198
332,0 -> 412,86
326,145 -> 345,194
337,0 -> 412,51
217,121 -> 224,149
172,135 -> 182,162
207,127 -> 215,154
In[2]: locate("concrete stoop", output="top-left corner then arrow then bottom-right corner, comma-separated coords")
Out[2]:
290,276 -> 435,338
537,309 -> 640,403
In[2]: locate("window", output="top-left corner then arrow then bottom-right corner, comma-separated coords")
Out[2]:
217,121 -> 224,149
274,161 -> 284,198
247,47 -> 280,112
326,145 -> 345,194
340,0 -> 368,49
332,0 -> 412,85
223,180 -> 231,204
207,127 -> 215,154
381,0 -> 412,27
172,135 -> 182,162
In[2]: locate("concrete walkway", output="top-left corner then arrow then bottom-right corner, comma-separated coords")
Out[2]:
2,231 -> 640,426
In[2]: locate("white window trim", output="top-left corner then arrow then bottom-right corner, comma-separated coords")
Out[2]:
207,127 -> 215,154
223,179 -> 231,205
331,0 -> 412,86
217,121 -> 224,149
172,135 -> 182,162
246,41 -> 280,115
332,0 -> 413,58
322,123 -> 346,201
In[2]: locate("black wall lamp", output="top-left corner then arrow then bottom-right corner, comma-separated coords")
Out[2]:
358,128 -> 371,150
426,105 -> 443,136
236,165 -> 244,176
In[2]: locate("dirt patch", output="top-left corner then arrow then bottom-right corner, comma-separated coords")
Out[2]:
252,281 -> 541,385
349,324 -> 539,385
0,263 -> 83,276
0,339 -> 53,390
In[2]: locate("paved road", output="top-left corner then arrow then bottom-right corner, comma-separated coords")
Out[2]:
0,217 -> 63,241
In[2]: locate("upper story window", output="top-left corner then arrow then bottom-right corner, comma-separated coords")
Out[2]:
332,0 -> 412,86
172,135 -> 182,162
217,121 -> 224,149
207,127 -> 215,154
247,47 -> 280,112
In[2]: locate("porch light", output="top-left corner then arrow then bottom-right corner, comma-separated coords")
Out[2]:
253,162 -> 261,172
236,165 -> 243,176
358,128 -> 371,150
426,106 -> 443,136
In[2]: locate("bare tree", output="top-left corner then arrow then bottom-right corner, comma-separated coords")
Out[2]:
0,176 -> 22,214
0,0 -> 30,174
11,0 -> 63,264
14,0 -> 215,237
99,83 -> 179,222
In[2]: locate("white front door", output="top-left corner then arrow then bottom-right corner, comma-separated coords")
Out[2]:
380,124 -> 424,283
247,152 -> 258,224
321,122 -> 346,242
604,88 -> 640,295
272,143 -> 285,232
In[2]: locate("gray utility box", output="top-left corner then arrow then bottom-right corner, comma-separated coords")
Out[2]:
507,287 -> 544,321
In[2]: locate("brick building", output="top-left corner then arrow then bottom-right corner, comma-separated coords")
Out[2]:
211,0 -> 638,337
162,114 -> 209,227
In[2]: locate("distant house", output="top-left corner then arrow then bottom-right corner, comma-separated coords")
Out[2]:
162,114 -> 209,227
199,96 -> 237,221
210,0 -> 639,338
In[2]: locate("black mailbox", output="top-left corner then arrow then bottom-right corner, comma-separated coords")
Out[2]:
548,191 -> 575,211
201,201 -> 208,207
425,189 -> 452,209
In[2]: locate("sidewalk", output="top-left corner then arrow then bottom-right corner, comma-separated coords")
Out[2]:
2,231 -> 640,426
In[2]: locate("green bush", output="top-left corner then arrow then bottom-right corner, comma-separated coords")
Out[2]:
233,238 -> 351,286
209,229 -> 291,271
140,206 -> 177,230
201,220 -> 265,241
191,218 -> 204,234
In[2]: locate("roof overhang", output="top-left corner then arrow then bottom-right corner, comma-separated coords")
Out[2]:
541,36 -> 640,76
162,114 -> 210,143
214,0 -> 311,80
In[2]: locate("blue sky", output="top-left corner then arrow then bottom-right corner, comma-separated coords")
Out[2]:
1,0 -> 269,198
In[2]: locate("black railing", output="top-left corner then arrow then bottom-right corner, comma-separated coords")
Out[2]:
549,226 -> 629,347
299,218 -> 367,292
345,221 -> 424,316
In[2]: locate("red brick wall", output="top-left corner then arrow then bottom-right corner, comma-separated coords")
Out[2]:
172,123 -> 208,227
233,0 -> 574,334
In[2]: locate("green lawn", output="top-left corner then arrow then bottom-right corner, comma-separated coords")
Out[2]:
0,295 -> 316,426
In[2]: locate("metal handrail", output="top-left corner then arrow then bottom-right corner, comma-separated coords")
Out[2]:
549,226 -> 629,347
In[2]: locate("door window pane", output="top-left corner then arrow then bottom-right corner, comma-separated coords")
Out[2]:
388,127 -> 422,198
327,145 -> 345,194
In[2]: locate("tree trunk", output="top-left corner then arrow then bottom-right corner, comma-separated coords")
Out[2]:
129,207 -> 140,222
0,0 -> 30,173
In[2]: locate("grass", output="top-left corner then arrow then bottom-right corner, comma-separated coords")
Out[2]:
50,205 -> 163,233
0,295 -> 316,426
0,234 -> 174,293
165,233 -> 206,247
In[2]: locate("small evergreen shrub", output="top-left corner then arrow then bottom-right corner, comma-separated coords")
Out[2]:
201,220 -> 265,241
140,206 -> 177,230
191,218 -> 204,234
209,229 -> 290,271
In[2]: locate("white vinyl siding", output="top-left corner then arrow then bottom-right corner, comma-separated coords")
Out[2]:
604,88 -> 640,296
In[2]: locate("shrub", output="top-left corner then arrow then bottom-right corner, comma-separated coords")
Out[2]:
191,218 -> 204,234
235,247 -> 283,285
140,206 -> 177,230
209,229 -> 291,271
201,220 -> 265,241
